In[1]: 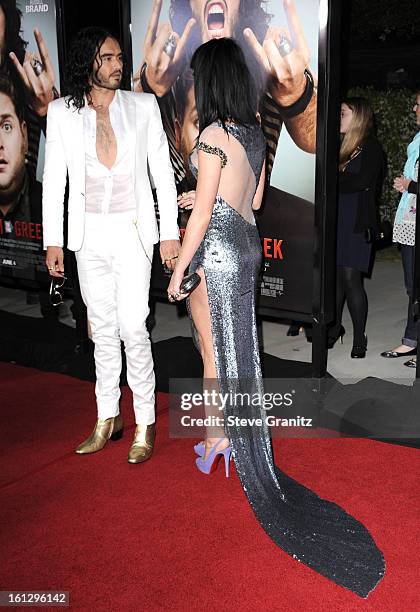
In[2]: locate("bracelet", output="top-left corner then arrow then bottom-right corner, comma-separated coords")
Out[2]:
275,69 -> 315,119
139,62 -> 156,95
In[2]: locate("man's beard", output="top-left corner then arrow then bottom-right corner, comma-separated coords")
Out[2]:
92,71 -> 121,90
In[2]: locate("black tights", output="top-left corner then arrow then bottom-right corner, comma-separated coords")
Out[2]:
330,266 -> 368,346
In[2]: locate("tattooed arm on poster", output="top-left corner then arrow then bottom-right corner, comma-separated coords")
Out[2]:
9,29 -> 58,117
134,0 -> 195,96
244,0 -> 316,153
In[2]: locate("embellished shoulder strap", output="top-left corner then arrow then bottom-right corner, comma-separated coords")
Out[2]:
197,141 -> 228,168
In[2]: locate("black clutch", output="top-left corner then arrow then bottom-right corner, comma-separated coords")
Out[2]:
180,272 -> 201,294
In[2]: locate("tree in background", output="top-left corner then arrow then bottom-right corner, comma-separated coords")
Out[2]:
350,0 -> 420,42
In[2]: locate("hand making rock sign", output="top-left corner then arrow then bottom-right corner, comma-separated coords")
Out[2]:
135,0 -> 196,97
244,0 -> 312,107
9,28 -> 57,117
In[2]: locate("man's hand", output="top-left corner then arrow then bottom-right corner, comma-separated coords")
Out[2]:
45,246 -> 64,277
177,190 -> 196,210
160,239 -> 181,271
134,0 -> 195,97
9,29 -> 57,117
244,0 -> 310,107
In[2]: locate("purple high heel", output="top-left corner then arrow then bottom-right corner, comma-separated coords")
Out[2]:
195,438 -> 232,477
194,441 -> 205,457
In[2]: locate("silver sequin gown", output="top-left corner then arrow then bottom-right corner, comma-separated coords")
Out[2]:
188,121 -> 385,598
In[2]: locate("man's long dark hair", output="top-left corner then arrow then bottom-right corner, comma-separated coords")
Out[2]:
191,38 -> 258,135
0,0 -> 27,66
64,27 -> 121,110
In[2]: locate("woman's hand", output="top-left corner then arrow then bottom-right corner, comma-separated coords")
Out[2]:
394,175 -> 410,193
167,266 -> 188,302
178,190 -> 196,210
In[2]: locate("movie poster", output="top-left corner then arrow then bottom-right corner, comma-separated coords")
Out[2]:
130,0 -> 319,314
0,0 -> 60,285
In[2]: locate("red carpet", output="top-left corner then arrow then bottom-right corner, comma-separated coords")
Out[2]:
1,362 -> 419,611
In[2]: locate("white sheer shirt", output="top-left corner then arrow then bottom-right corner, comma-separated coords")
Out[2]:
83,93 -> 136,214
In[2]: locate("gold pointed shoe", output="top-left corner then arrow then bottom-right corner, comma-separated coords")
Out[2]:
75,414 -> 124,454
127,423 -> 156,464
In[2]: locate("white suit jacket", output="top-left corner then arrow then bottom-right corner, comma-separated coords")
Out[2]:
42,90 -> 179,252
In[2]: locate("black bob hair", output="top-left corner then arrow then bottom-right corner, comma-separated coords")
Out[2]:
191,38 -> 259,135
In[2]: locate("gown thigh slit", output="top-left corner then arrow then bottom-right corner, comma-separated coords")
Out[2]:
187,121 -> 385,597
187,266 -> 212,359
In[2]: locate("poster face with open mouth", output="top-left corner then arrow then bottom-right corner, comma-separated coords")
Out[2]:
0,0 -> 60,286
131,0 -> 319,316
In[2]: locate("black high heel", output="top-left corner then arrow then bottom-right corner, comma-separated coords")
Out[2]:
327,325 -> 346,349
351,335 -> 368,359
287,323 -> 301,337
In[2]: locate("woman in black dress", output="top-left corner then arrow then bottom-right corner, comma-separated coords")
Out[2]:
329,98 -> 383,357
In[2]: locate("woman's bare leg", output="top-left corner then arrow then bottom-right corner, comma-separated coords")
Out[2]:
188,268 -> 229,458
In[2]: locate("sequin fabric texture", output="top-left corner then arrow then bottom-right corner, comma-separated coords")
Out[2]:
188,121 -> 385,597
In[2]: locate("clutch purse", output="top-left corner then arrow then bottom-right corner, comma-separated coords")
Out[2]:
180,272 -> 201,295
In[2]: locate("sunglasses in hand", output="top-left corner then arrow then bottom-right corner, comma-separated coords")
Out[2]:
49,274 -> 67,306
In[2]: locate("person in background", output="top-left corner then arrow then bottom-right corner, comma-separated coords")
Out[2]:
329,97 -> 384,358
381,91 -> 420,367
0,1 -> 59,308
0,77 -> 32,220
0,75 -> 58,315
1,0 -> 58,177
136,0 -> 317,188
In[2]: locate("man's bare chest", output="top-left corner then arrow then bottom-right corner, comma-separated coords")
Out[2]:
95,112 -> 117,169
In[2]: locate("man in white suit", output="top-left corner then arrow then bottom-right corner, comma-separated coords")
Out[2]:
43,27 -> 180,462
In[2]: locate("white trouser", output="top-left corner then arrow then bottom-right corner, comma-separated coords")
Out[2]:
75,211 -> 155,425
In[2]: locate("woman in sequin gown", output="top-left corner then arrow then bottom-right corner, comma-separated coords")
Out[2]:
168,38 -> 385,598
